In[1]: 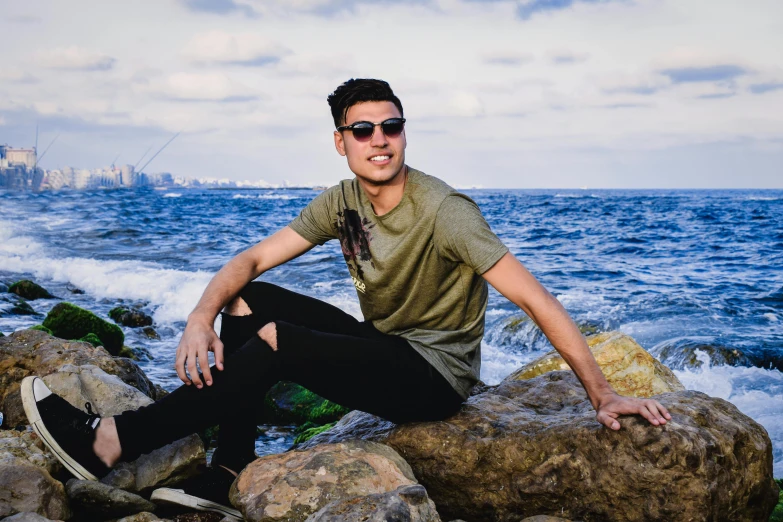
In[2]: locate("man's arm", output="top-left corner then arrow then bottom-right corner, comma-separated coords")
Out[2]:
176,226 -> 315,388
482,252 -> 671,430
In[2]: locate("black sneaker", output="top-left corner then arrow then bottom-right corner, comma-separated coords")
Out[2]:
151,465 -> 243,521
20,376 -> 110,480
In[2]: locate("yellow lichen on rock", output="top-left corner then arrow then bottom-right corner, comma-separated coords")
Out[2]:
503,331 -> 684,397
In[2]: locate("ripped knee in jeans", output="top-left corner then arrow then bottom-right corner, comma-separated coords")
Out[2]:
257,322 -> 278,351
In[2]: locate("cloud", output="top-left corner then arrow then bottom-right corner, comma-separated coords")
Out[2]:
598,102 -> 654,109
696,92 -> 736,100
180,0 -> 258,17
516,0 -> 623,20
36,46 -> 116,71
482,51 -> 534,66
143,72 -> 260,103
547,49 -> 589,65
8,14 -> 42,24
658,65 -> 747,84
0,68 -> 40,85
448,91 -> 485,117
183,31 -> 290,67
749,83 -> 783,95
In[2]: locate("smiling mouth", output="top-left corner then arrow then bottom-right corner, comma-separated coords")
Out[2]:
369,155 -> 390,163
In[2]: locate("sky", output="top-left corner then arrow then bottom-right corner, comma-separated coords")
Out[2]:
1,0 -> 782,188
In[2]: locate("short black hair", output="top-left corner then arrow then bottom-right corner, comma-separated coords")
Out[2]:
327,78 -> 404,128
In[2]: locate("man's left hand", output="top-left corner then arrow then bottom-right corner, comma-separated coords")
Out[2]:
595,393 -> 672,430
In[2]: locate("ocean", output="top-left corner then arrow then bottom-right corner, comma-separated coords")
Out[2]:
1,186 -> 781,475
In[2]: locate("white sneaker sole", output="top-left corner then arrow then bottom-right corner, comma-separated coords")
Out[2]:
20,376 -> 99,481
151,487 -> 243,521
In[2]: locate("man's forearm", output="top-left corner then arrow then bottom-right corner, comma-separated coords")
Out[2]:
188,250 -> 261,324
527,293 -> 615,408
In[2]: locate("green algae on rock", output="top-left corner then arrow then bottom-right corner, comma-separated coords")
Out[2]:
265,381 -> 349,425
42,302 -> 124,355
28,325 -> 53,335
8,280 -> 55,300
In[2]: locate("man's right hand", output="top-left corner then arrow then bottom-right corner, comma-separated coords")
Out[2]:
175,316 -> 224,388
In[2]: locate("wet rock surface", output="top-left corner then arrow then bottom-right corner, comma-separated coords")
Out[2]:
650,337 -> 753,369
231,440 -> 417,522
42,302 -> 124,355
9,280 -> 56,301
304,484 -> 441,522
110,307 -> 154,328
303,371 -> 778,521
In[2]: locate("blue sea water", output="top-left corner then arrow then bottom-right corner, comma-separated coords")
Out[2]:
1,187 -> 781,474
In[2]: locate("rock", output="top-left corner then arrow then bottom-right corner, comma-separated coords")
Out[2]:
305,484 -> 441,522
650,337 -> 753,370
302,372 -> 778,521
142,326 -> 161,340
115,512 -> 171,522
112,356 -> 161,400
119,345 -> 154,361
65,284 -> 84,295
110,306 -> 154,328
2,513 -> 64,522
171,513 -> 224,522
9,280 -> 55,300
78,332 -> 103,347
504,331 -> 685,397
43,364 -> 154,417
0,330 -> 156,427
10,300 -> 39,316
102,434 -> 206,494
265,381 -> 349,425
29,325 -> 53,335
231,440 -> 417,522
521,517 -> 573,522
66,478 -> 156,518
293,422 -> 337,444
0,430 -> 71,521
43,302 -> 124,355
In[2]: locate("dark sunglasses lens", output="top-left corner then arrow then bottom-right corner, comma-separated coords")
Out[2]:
350,123 -> 374,140
382,119 -> 404,137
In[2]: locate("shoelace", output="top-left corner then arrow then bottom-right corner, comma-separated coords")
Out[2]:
73,402 -> 101,435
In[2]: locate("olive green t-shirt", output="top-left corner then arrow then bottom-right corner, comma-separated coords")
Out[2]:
288,168 -> 508,398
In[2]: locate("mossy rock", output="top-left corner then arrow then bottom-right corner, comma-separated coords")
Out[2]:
109,306 -> 153,327
42,302 -> 124,355
79,332 -> 103,347
771,479 -> 783,522
9,279 -> 55,300
264,381 -> 350,425
293,422 -> 336,444
118,345 -> 153,361
10,300 -> 39,316
29,324 -> 53,335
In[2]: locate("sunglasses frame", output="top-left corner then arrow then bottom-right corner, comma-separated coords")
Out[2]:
337,118 -> 406,141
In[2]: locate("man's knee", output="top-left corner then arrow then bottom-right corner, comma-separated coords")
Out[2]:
258,322 -> 278,351
224,296 -> 252,316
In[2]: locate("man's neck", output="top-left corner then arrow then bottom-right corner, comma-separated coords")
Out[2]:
358,165 -> 408,216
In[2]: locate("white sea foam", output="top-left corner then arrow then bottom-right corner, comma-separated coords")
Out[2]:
163,193 -> 182,198
673,350 -> 783,477
231,193 -> 306,200
480,341 -> 537,385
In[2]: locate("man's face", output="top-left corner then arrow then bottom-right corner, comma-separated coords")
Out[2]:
334,101 -> 406,186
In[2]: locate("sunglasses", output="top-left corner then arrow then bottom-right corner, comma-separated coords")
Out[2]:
337,118 -> 406,142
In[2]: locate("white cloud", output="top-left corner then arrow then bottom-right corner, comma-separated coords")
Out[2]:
183,31 -> 291,66
35,46 -> 116,71
141,72 -> 260,102
481,50 -> 535,66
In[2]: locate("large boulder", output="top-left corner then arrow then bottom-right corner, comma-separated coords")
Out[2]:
304,484 -> 441,522
504,331 -> 685,397
302,372 -> 779,521
0,330 -> 155,427
42,302 -> 124,355
0,429 -> 71,521
9,280 -> 56,301
231,440 -> 418,522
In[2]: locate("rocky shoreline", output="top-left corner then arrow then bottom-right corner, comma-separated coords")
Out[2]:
0,279 -> 781,521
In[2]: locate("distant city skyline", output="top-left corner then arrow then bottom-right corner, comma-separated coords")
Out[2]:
1,0 -> 782,188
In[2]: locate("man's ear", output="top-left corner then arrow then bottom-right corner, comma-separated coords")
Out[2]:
334,130 -> 346,157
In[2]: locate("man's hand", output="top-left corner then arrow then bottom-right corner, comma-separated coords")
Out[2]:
595,393 -> 672,430
175,316 -> 224,388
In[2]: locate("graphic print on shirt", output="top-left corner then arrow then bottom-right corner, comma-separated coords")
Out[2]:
335,208 -> 374,293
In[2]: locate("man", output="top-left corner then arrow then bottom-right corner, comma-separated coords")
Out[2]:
21,79 -> 670,520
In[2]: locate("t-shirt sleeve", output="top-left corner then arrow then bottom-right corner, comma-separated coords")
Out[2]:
288,189 -> 338,246
433,194 -> 509,274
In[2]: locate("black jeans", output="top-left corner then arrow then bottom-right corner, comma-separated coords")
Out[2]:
113,282 -> 464,472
